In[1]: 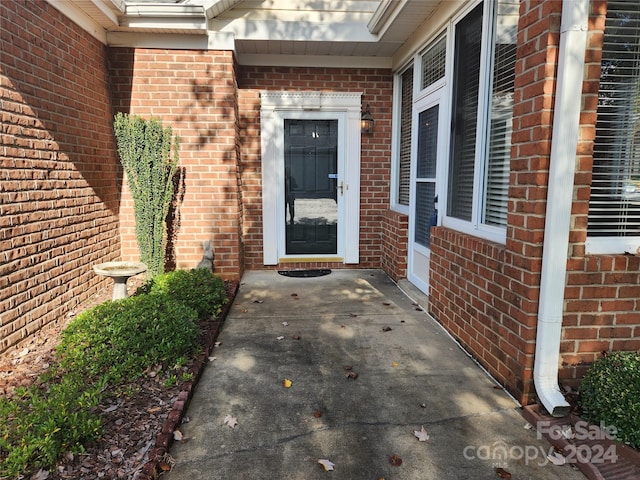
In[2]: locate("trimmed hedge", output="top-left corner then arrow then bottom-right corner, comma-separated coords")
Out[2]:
579,351 -> 640,449
136,268 -> 228,319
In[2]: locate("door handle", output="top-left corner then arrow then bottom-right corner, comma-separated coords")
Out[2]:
339,181 -> 344,196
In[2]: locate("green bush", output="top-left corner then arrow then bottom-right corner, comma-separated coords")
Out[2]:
114,113 -> 179,278
136,268 -> 228,319
56,293 -> 200,384
0,374 -> 103,478
1,275 -> 221,477
579,351 -> 640,448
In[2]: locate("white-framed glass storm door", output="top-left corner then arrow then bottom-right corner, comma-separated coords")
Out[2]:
276,111 -> 345,259
408,98 -> 443,293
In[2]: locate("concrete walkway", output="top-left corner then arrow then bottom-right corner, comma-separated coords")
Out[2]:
164,270 -> 585,480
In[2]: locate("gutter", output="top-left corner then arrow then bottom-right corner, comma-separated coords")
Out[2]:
534,0 -> 589,417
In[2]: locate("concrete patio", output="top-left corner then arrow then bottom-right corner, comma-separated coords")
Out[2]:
163,270 -> 585,479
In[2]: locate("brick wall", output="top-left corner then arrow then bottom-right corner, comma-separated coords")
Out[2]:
380,210 -> 408,281
429,0 -> 640,405
237,66 -> 395,271
0,1 -> 121,353
560,0 -> 640,388
108,49 -> 243,279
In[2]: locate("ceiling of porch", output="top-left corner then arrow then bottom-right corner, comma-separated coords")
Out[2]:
56,0 -> 450,68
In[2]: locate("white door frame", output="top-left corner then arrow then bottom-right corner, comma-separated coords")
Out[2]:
260,91 -> 362,265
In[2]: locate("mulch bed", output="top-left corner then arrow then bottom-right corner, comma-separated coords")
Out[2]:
0,278 -> 238,480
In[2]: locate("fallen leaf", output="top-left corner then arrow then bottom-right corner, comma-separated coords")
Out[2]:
496,467 -> 512,478
253,300 -> 264,304
292,335 -> 301,340
343,365 -> 353,371
391,361 -> 399,367
181,415 -> 190,424
173,429 -> 184,441
283,378 -> 293,388
349,313 -> 358,317
389,454 -> 402,466
241,308 -> 248,313
381,326 -> 393,332
313,409 -> 322,418
147,406 -> 162,414
277,336 -> 285,340
291,293 -> 298,297
159,462 -> 172,472
547,450 -> 566,465
346,370 -> 359,379
282,321 -> 289,327
30,469 -> 50,480
414,425 -> 429,442
318,459 -> 335,471
223,415 -> 238,428
560,425 -> 574,439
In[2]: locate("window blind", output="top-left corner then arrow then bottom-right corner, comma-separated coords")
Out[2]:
421,34 -> 447,91
588,1 -> 640,237
448,3 -> 483,221
483,1 -> 518,227
398,67 -> 414,206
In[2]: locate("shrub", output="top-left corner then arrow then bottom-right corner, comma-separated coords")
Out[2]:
114,113 -> 179,278
136,268 -> 228,319
0,374 -> 103,478
579,351 -> 640,449
56,293 -> 200,384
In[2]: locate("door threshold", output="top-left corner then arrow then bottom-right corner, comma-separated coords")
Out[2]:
278,257 -> 343,263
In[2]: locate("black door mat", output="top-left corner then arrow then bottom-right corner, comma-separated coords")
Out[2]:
277,269 -> 331,278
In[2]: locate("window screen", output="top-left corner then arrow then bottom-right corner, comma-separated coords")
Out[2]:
588,1 -> 640,237
422,34 -> 447,91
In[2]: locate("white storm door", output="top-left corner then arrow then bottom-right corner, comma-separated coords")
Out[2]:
408,98 -> 443,293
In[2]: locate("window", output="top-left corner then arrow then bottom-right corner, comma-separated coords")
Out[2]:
587,0 -> 640,253
396,66 -> 414,207
446,0 -> 518,240
391,0 -> 517,242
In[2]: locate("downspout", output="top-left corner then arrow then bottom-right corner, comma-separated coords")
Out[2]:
534,0 -> 589,417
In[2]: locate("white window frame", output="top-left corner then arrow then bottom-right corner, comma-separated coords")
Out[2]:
440,0 -> 507,246
586,0 -> 640,255
390,63 -> 413,215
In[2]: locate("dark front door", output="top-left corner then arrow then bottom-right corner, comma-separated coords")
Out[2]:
284,119 -> 338,255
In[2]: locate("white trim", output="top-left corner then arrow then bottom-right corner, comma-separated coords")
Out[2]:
260,91 -> 362,265
237,54 -> 392,69
586,237 -> 640,255
106,32 -> 211,49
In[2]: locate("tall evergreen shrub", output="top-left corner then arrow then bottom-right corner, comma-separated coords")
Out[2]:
114,113 -> 179,277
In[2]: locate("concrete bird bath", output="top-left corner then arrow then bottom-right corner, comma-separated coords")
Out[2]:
93,262 -> 148,300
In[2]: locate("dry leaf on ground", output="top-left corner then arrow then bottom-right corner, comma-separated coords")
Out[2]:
389,454 -> 402,466
283,378 -> 292,388
414,425 -> 429,442
223,415 -> 238,428
496,467 -> 512,478
318,459 -> 335,471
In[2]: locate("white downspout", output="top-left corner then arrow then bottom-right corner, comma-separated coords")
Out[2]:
534,0 -> 589,417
